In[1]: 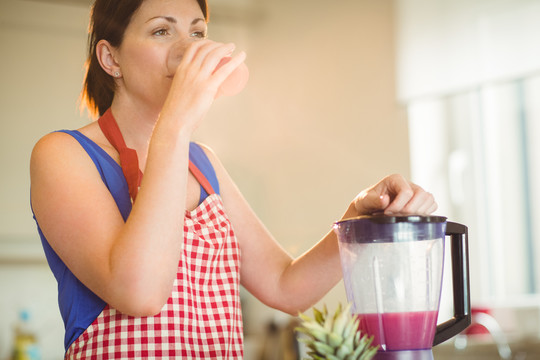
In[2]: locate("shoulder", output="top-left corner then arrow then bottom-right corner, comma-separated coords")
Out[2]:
30,131 -> 100,187
190,143 -> 245,204
31,120 -> 110,171
191,142 -> 236,189
31,131 -> 83,167
191,142 -> 220,167
192,141 -> 214,155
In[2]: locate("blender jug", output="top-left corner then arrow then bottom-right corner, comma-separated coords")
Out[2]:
334,216 -> 470,360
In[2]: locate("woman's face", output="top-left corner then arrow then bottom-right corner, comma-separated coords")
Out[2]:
114,0 -> 207,112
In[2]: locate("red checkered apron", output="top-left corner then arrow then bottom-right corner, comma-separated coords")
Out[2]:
66,110 -> 243,358
65,194 -> 243,359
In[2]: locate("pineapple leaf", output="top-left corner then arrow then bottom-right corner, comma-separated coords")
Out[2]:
296,325 -> 328,343
312,341 -> 336,356
336,342 -> 353,358
299,312 -> 315,323
353,328 -> 362,345
342,330 -> 355,351
297,303 -> 378,360
327,332 -> 343,348
326,355 -> 341,360
350,334 -> 376,359
332,303 -> 350,335
343,315 -> 360,339
306,351 -> 325,360
313,307 -> 325,326
358,345 -> 379,360
323,308 -> 334,332
304,321 -> 328,335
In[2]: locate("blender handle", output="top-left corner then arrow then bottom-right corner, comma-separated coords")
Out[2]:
433,221 -> 472,346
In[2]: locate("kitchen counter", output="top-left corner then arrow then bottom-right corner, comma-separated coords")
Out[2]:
433,337 -> 540,360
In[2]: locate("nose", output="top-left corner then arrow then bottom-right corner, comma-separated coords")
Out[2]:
166,37 -> 203,75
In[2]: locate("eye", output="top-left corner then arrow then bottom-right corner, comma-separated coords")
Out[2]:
153,28 -> 169,37
190,31 -> 207,39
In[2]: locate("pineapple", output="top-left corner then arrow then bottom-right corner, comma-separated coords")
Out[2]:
296,303 -> 378,360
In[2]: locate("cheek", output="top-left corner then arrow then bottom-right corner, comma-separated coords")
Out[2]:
122,47 -> 171,98
124,47 -> 166,78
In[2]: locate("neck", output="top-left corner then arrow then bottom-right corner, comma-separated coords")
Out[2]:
109,99 -> 160,165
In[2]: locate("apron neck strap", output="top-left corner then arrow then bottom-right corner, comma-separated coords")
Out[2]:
97,108 -> 216,202
188,161 -> 215,196
98,109 -> 143,202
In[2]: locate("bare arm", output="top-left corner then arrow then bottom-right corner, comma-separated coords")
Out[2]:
31,127 -> 192,316
208,147 -> 437,315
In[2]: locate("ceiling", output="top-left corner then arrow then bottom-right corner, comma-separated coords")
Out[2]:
23,0 -> 255,8
19,0 -> 91,7
21,0 -> 263,25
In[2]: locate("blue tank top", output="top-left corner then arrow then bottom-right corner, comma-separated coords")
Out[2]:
32,130 -> 220,350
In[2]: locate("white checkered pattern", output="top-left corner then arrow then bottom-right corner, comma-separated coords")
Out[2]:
66,194 -> 243,359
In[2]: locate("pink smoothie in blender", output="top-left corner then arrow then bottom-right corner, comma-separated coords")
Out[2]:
357,311 -> 438,351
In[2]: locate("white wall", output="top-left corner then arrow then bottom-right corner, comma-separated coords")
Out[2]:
0,1 -> 90,357
396,0 -> 540,101
0,0 -> 90,240
0,0 -> 406,357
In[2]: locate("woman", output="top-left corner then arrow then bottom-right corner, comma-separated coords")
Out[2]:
30,0 -> 437,358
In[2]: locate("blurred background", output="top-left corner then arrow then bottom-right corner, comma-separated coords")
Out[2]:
1,0 -> 539,358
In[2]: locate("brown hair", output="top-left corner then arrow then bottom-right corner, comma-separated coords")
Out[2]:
81,0 -> 209,119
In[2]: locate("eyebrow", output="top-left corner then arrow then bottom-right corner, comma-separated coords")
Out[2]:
146,16 -> 206,26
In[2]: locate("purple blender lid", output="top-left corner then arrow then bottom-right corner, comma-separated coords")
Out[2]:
347,214 -> 447,224
334,215 -> 447,243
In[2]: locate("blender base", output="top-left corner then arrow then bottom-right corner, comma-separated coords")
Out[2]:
374,349 -> 434,360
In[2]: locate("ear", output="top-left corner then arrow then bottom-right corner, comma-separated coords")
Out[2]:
96,39 -> 122,78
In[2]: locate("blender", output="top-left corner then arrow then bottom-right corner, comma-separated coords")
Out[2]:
334,215 -> 470,360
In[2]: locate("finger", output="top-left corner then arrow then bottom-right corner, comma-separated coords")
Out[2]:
397,189 -> 435,215
423,200 -> 438,215
180,38 -> 213,66
381,177 -> 415,214
210,51 -> 247,84
179,40 -> 232,80
415,192 -> 437,215
197,42 -> 237,73
354,174 -> 407,215
178,39 -> 232,69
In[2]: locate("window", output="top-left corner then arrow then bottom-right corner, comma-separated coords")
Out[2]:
407,75 -> 540,307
